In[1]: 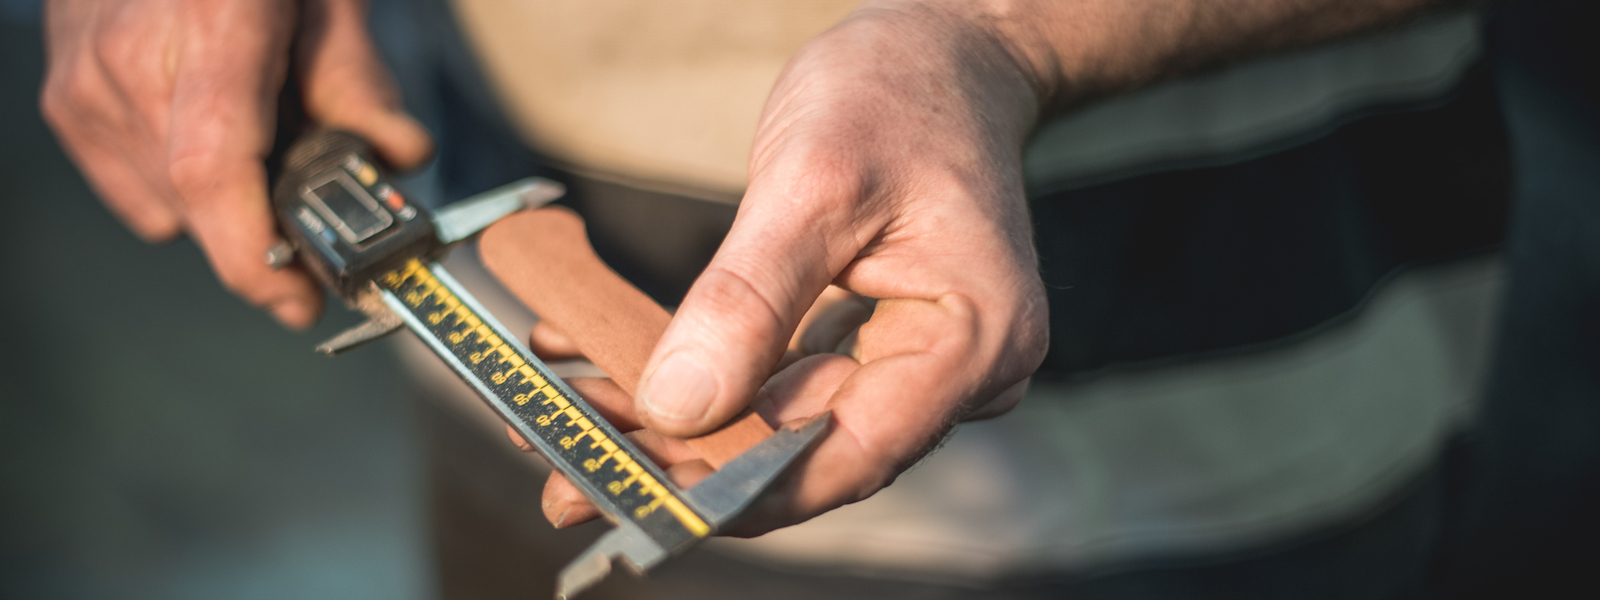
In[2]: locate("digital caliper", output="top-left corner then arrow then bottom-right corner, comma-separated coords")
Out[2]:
267,130 -> 826,599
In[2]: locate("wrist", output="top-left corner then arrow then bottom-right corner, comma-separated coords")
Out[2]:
844,0 -> 1045,148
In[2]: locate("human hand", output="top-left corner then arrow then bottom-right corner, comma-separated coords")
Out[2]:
479,207 -> 860,533
626,1 -> 1049,534
41,0 -> 431,329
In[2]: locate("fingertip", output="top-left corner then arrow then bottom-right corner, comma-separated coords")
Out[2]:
542,474 -> 599,529
666,459 -> 714,490
325,102 -> 432,172
641,249 -> 834,437
268,298 -> 318,331
295,0 -> 433,171
366,109 -> 434,171
262,271 -> 325,331
528,320 -> 583,360
505,424 -> 533,450
127,218 -> 184,244
103,190 -> 185,243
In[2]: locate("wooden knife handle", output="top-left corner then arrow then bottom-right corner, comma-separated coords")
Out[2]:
480,207 -> 772,467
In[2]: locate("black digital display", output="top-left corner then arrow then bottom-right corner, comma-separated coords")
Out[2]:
306,176 -> 392,244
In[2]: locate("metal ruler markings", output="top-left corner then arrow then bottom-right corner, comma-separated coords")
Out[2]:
378,258 -> 709,548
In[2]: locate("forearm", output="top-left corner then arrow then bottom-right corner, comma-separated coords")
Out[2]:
893,0 -> 1466,116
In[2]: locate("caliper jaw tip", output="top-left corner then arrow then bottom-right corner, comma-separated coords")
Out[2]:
555,550 -> 608,600
556,524 -> 667,600
314,291 -> 404,355
684,411 -> 833,530
554,413 -> 831,599
434,177 -> 566,246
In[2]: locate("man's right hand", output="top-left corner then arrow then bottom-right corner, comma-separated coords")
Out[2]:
41,0 -> 431,329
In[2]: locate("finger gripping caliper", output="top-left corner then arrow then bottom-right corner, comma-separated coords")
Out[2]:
267,130 -> 827,599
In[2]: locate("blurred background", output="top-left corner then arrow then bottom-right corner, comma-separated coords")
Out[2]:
4,0 -> 1598,599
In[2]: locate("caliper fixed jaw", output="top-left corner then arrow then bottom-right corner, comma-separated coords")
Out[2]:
556,523 -> 668,600
433,178 -> 565,246
555,412 -> 832,600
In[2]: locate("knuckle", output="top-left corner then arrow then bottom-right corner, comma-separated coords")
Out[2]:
62,71 -> 101,112
90,32 -> 131,75
166,151 -> 223,198
38,85 -> 71,130
694,265 -> 790,341
45,68 -> 99,121
1003,278 -> 1051,373
784,149 -> 865,210
751,134 -> 866,209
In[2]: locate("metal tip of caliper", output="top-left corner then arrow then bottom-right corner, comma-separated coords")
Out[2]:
433,177 -> 566,245
553,415 -> 830,599
555,545 -> 612,600
315,312 -> 403,355
556,526 -> 665,600
315,298 -> 404,355
683,411 -> 833,528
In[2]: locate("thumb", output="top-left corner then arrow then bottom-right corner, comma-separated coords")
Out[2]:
636,186 -> 858,437
295,0 -> 433,170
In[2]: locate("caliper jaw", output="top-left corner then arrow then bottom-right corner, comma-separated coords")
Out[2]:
314,291 -> 405,355
557,523 -> 668,600
555,412 -> 832,600
683,412 -> 833,526
433,178 -> 565,246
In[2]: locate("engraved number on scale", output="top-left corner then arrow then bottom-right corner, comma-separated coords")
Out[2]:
381,258 -> 710,540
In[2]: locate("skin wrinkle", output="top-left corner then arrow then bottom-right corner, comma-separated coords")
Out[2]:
974,3 -> 1062,104
72,69 -> 153,197
749,168 -> 863,269
691,267 -> 793,356
845,208 -> 1012,299
842,354 -> 959,479
904,287 -> 1036,418
821,366 -> 908,496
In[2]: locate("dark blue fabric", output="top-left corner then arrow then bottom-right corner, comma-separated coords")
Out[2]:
1027,62 -> 1511,380
1430,1 -> 1600,596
